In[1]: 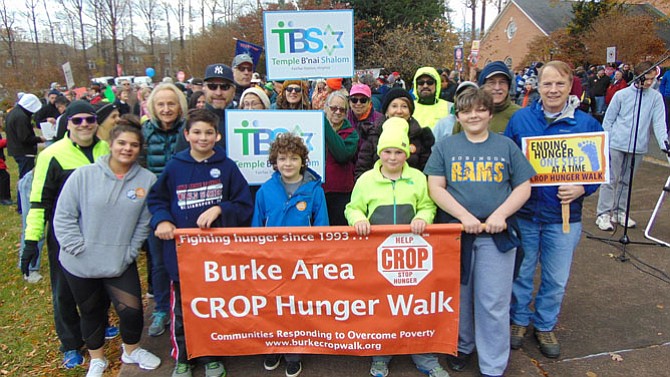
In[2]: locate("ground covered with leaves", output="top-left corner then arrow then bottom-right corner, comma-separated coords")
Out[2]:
0,151 -> 150,376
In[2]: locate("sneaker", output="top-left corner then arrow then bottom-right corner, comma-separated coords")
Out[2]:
595,214 -> 614,231
148,311 -> 169,337
445,352 -> 470,371
204,361 -> 226,377
23,271 -> 43,284
510,324 -> 527,350
264,354 -> 282,370
63,349 -> 84,369
86,358 -> 108,377
172,362 -> 192,377
419,366 -> 451,377
105,325 -> 119,339
615,213 -> 636,228
534,330 -> 560,358
370,360 -> 389,377
285,361 -> 302,377
121,345 -> 161,370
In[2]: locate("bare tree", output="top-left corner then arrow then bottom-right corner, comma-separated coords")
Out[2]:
0,0 -> 18,70
42,0 -> 56,44
464,0 -> 477,42
480,0 -> 486,39
138,0 -> 161,67
203,0 -> 221,27
97,0 -> 129,75
174,0 -> 186,52
23,0 -> 42,64
58,0 -> 90,77
162,1 -> 173,77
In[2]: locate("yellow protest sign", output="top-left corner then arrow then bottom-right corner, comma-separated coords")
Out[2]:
521,132 -> 609,186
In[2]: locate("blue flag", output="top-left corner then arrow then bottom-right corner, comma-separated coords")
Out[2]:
235,39 -> 264,68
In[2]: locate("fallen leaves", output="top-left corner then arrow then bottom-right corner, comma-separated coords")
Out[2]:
610,352 -> 623,362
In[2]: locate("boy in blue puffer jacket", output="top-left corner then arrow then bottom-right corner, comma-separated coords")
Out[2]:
252,132 -> 329,377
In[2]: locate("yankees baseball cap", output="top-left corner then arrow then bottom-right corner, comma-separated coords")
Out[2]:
204,63 -> 234,82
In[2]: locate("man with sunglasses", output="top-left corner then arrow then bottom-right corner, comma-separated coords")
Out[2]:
176,63 -> 236,153
21,100 -> 110,369
232,53 -> 254,107
412,66 -> 453,130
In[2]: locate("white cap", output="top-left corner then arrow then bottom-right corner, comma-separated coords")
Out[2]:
18,94 -> 42,113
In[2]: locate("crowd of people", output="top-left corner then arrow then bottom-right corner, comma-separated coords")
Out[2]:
1,53 -> 669,377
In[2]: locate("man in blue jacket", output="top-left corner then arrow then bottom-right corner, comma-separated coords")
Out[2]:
504,61 -> 603,359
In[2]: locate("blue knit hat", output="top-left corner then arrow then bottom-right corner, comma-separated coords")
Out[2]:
478,61 -> 512,86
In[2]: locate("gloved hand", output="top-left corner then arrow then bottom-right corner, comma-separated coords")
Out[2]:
21,240 -> 39,276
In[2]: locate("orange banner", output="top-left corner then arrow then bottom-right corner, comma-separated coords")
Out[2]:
174,225 -> 462,359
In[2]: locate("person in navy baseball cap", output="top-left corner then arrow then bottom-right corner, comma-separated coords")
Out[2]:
203,64 -> 236,110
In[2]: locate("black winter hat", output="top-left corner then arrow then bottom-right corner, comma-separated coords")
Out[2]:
65,100 -> 96,117
96,103 -> 118,124
381,88 -> 415,116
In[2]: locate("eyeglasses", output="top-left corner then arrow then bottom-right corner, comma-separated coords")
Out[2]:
328,106 -> 346,113
69,116 -> 97,125
236,65 -> 253,72
349,97 -> 369,104
285,86 -> 302,93
417,79 -> 435,86
206,82 -> 233,91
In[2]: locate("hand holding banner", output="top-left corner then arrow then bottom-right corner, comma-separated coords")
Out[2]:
175,225 -> 461,358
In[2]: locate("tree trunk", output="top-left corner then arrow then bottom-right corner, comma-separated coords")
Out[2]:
480,0 -> 486,39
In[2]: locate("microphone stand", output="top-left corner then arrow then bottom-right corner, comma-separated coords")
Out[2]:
586,52 -> 670,260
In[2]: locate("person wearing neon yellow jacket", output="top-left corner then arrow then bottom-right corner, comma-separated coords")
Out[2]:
412,66 -> 453,130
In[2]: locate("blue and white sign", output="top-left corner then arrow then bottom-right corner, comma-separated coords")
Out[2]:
263,10 -> 354,80
225,110 -> 325,185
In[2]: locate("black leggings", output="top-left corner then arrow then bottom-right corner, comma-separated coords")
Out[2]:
63,263 -> 143,350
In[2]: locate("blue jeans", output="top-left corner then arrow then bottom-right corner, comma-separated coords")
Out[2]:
595,96 -> 605,114
510,218 -> 583,331
18,170 -> 43,272
372,354 -> 440,372
147,233 -> 170,313
13,155 -> 35,213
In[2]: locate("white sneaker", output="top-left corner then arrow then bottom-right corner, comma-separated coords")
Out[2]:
616,213 -> 636,228
595,214 -> 614,231
86,358 -> 108,377
23,271 -> 43,284
121,345 -> 161,370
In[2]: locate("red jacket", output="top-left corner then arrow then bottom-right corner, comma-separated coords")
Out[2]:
605,79 -> 627,105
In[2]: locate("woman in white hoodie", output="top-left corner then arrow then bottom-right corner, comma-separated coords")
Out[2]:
54,122 -> 160,377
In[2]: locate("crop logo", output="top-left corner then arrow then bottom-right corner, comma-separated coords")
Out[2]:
377,233 -> 433,287
270,21 -> 344,56
233,119 -> 315,156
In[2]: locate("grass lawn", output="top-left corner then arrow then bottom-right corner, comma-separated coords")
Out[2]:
0,137 -> 150,376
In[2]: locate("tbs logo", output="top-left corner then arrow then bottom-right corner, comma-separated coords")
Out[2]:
233,120 -> 315,156
270,21 -> 344,56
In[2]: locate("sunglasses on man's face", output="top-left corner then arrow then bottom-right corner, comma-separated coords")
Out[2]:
69,116 -> 97,125
285,86 -> 302,93
206,83 -> 233,91
417,79 -> 436,86
349,97 -> 369,104
236,65 -> 253,73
